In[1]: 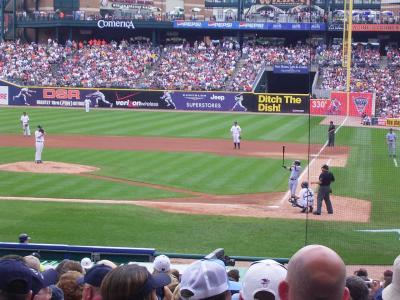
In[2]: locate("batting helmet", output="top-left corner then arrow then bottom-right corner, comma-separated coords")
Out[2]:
301,181 -> 309,188
294,160 -> 301,166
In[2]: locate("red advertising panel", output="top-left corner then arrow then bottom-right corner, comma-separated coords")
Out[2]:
352,24 -> 400,32
310,97 -> 347,115
311,92 -> 373,116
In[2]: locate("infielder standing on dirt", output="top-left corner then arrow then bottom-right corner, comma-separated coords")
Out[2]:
283,160 -> 302,204
230,121 -> 242,149
20,112 -> 30,136
386,128 -> 397,158
34,125 -> 45,164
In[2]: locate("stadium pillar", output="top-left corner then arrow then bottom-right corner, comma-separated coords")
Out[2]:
12,0 -> 16,40
0,0 -> 4,42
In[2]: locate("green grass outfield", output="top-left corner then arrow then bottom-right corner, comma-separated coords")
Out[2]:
0,107 -> 398,264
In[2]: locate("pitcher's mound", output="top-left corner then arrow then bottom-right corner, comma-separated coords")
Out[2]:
0,161 -> 99,174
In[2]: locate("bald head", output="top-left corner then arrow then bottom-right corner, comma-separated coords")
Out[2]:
279,245 -> 349,300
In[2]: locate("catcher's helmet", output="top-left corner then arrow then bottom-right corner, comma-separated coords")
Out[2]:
294,160 -> 301,166
301,181 -> 309,188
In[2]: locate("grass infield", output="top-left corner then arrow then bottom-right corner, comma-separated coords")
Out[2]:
0,107 -> 398,264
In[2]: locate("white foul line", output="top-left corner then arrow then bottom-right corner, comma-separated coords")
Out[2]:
278,116 -> 348,206
394,158 -> 398,168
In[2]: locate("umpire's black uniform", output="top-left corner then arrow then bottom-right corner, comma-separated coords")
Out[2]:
314,164 -> 335,215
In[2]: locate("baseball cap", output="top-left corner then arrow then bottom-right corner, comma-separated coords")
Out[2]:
153,255 -> 171,273
31,268 -> 58,295
240,259 -> 287,300
383,254 -> 400,300
322,164 -> 329,171
77,264 -> 112,287
80,257 -> 94,270
180,260 -> 230,300
19,233 -> 31,243
0,259 -> 33,294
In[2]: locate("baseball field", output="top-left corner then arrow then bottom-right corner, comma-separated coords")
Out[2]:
0,106 -> 398,264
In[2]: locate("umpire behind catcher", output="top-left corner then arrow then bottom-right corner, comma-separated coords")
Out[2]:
312,164 -> 335,215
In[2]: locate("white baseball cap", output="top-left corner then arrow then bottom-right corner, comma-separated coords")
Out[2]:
383,254 -> 400,300
80,257 -> 94,270
153,255 -> 171,273
180,260 -> 229,300
240,259 -> 287,300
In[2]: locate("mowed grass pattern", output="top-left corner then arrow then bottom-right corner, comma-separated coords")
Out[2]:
0,107 -> 399,263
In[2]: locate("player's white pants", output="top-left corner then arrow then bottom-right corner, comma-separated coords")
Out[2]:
23,124 -> 31,136
35,142 -> 44,161
388,142 -> 396,156
289,179 -> 298,196
85,103 -> 90,112
232,133 -> 240,143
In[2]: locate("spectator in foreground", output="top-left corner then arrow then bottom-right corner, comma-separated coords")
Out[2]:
345,276 -> 369,300
278,245 -> 349,300
240,259 -> 287,300
0,259 -> 34,300
382,254 -> 400,300
180,259 -> 232,300
77,264 -> 112,300
57,271 -> 84,300
153,255 -> 179,293
100,264 -> 171,300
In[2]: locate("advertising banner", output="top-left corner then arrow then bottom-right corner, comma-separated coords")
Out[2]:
4,81 -> 309,114
0,86 -> 8,105
386,118 -> 400,127
352,24 -> 400,32
169,92 -> 252,111
310,92 -> 374,116
273,65 -> 309,74
173,21 -> 326,31
310,98 -> 332,115
254,94 -> 309,113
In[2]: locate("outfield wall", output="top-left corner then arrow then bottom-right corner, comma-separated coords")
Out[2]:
0,80 -> 309,114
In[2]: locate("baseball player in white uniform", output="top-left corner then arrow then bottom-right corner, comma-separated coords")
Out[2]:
292,181 -> 314,213
283,160 -> 302,203
34,125 -> 45,163
86,90 -> 113,108
386,128 -> 397,158
84,98 -> 91,112
20,112 -> 31,136
230,121 -> 242,149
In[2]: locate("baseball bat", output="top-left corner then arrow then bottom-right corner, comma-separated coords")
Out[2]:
282,145 -> 285,167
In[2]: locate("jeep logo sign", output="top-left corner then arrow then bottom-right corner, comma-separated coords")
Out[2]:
97,20 -> 135,30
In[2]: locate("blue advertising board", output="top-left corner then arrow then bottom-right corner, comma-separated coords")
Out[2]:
273,65 -> 309,74
173,21 -> 326,31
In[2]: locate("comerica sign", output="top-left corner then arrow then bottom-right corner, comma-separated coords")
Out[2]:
97,20 -> 135,29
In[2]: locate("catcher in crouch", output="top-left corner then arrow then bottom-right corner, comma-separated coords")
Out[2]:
290,181 -> 314,213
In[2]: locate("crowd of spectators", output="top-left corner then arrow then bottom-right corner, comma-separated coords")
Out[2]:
0,39 -> 159,88
143,41 -> 241,91
0,39 -> 399,116
317,44 -> 399,118
0,241 -> 398,300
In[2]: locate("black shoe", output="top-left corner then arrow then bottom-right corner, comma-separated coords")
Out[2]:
328,212 -> 333,214
313,212 -> 321,215
309,206 -> 313,213
301,208 -> 307,213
